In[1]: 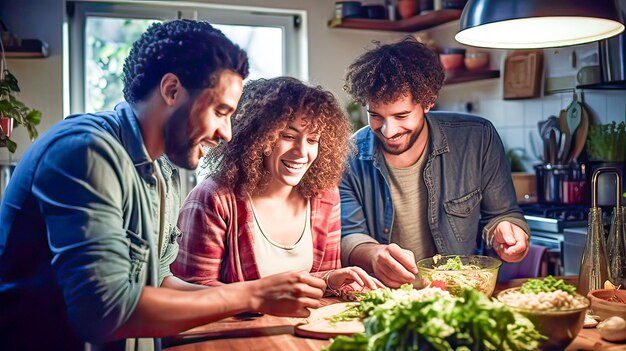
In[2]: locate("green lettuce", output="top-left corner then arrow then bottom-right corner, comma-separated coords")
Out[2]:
325,285 -> 545,351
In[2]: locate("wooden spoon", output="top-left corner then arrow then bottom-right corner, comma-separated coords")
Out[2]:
567,104 -> 589,163
566,94 -> 582,136
558,109 -> 570,163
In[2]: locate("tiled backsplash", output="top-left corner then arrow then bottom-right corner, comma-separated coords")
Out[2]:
436,79 -> 626,169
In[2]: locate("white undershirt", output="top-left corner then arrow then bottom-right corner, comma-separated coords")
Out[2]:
250,198 -> 313,277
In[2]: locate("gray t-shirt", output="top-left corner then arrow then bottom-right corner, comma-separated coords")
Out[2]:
386,144 -> 437,262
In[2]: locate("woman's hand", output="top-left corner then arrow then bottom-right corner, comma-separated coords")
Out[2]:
326,266 -> 385,295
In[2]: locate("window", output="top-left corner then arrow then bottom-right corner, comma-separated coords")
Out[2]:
68,1 -> 304,113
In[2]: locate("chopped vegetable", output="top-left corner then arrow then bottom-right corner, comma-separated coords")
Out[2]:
423,255 -> 495,295
328,305 -> 362,324
434,255 -> 480,271
519,276 -> 576,295
325,285 -> 545,351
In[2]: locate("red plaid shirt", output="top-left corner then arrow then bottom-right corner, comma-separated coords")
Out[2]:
172,178 -> 342,286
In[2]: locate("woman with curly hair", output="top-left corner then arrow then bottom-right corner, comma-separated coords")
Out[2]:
172,77 -> 381,296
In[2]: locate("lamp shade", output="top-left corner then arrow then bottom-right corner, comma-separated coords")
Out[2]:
455,0 -> 625,49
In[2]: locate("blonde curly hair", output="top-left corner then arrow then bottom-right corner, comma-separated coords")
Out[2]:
202,77 -> 354,198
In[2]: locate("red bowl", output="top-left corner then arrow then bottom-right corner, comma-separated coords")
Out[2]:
440,53 -> 464,71
464,51 -> 489,71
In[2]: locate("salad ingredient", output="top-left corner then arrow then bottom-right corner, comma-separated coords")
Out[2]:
325,285 -> 544,351
597,316 -> 626,341
605,280 -> 617,290
422,255 -> 496,295
519,275 -> 576,295
433,255 -> 480,271
499,290 -> 587,311
583,313 -> 599,328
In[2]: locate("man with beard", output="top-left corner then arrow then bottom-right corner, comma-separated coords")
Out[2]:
0,20 -> 325,351
339,37 -> 530,288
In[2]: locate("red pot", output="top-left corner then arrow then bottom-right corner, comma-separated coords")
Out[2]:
397,0 -> 418,19
0,117 -> 13,138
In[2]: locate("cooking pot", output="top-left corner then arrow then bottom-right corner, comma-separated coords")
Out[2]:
535,164 -> 585,204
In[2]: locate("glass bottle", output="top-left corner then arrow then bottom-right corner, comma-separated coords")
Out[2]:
577,207 -> 610,296
608,206 -> 626,287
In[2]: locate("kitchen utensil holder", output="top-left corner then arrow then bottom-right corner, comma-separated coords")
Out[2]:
577,167 -> 620,295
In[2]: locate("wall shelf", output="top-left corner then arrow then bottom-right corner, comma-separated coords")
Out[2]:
445,70 -> 500,85
328,9 -> 462,32
3,39 -> 49,58
577,80 -> 626,90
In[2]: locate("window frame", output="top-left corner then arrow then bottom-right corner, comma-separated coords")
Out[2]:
66,1 -> 306,114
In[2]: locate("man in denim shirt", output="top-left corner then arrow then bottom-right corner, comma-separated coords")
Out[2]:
0,20 -> 325,351
340,38 -> 530,288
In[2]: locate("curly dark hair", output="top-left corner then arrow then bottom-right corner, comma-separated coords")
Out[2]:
203,77 -> 354,198
123,19 -> 249,103
344,37 -> 444,108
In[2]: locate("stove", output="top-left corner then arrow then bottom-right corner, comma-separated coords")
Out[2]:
519,204 -> 590,276
520,204 -> 588,233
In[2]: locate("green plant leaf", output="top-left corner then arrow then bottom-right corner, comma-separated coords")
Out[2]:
2,70 -> 21,92
26,110 -> 42,125
0,69 -> 42,150
6,137 -> 17,153
26,123 -> 38,141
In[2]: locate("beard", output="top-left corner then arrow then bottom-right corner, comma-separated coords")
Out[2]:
163,99 -> 197,170
376,128 -> 421,155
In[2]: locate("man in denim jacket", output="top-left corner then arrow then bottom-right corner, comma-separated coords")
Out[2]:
340,37 -> 530,288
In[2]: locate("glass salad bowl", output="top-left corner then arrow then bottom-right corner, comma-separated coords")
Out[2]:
416,255 -> 501,296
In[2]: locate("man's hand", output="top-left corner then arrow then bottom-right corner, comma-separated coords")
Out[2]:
370,243 -> 418,288
249,271 -> 326,318
493,221 -> 529,262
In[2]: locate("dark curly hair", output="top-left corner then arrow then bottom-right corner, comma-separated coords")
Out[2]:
123,19 -> 249,103
202,77 -> 354,198
344,37 -> 444,108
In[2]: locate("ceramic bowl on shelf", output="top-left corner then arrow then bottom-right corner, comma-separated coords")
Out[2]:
397,0 -> 419,19
439,47 -> 465,71
464,50 -> 489,71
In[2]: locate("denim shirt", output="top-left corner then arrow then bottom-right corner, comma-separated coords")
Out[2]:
340,112 -> 529,259
0,102 -> 162,351
157,156 -> 183,285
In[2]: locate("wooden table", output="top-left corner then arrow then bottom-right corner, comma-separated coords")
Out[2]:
165,277 -> 624,351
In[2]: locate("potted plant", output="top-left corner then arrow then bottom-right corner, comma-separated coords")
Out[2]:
586,121 -> 626,206
0,68 -> 41,153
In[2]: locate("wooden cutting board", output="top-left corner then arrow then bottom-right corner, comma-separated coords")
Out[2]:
294,302 -> 364,339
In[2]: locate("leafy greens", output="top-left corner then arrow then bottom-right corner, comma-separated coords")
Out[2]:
325,285 -> 545,351
519,275 -> 576,295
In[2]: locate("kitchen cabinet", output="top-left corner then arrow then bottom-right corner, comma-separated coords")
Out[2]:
328,9 -> 461,32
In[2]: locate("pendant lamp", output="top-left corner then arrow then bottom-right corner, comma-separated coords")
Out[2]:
455,0 -> 625,49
